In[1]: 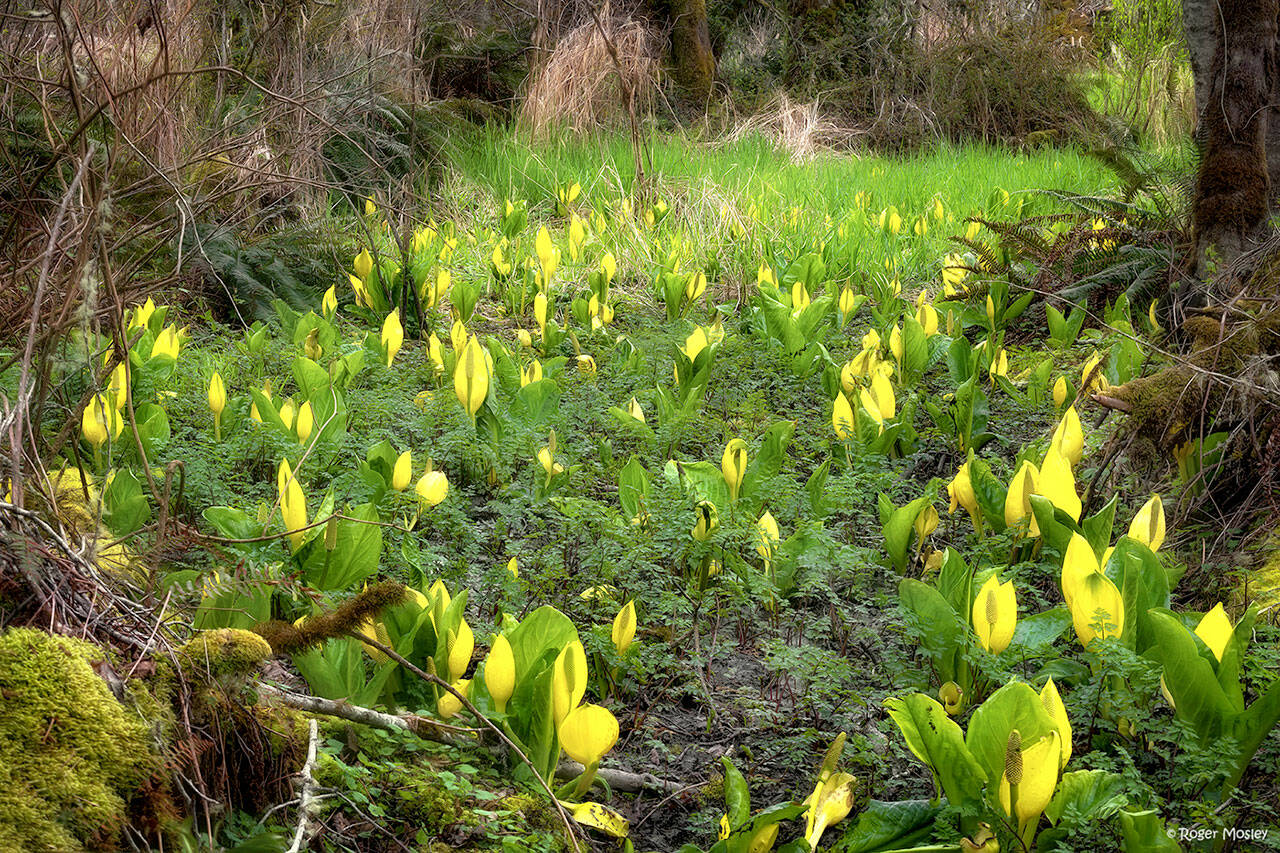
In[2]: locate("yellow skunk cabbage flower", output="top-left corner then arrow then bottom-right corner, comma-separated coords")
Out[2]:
82,394 -> 121,449
915,505 -> 939,540
392,450 -> 412,491
998,730 -> 1061,833
279,399 -> 296,431
692,501 -> 719,541
1049,406 -> 1084,467
535,227 -> 559,282
627,397 -> 645,423
791,281 -> 811,313
552,640 -> 588,726
757,263 -> 777,289
1080,351 -> 1109,396
888,325 -> 903,364
364,196 -> 376,216
1128,494 -> 1165,551
438,679 -> 470,719
601,252 -> 617,283
348,273 -> 370,308
803,771 -> 857,850
1060,533 -> 1099,612
568,215 -> 586,261
304,327 -> 322,361
450,319 -> 468,356
1053,376 -> 1069,409
354,248 -> 373,283
448,619 -> 474,681
686,270 -> 707,303
1040,678 -> 1072,770
295,401 -> 314,444
941,254 -> 967,293
130,297 -> 157,330
428,333 -> 444,374
1195,603 -> 1233,661
1037,449 -> 1081,521
985,295 -> 996,329
491,243 -> 511,278
534,292 -> 549,333
430,269 -> 451,307
972,573 -> 1017,654
756,511 -> 781,563
1004,460 -> 1040,534
684,326 -> 711,362
521,360 -> 543,387
107,362 -> 129,411
832,392 -> 856,440
322,285 -> 337,319
151,325 -> 181,361
575,354 -> 597,375
559,703 -> 619,767
862,371 -> 896,422
516,328 -> 533,348
377,311 -> 402,369
277,458 -> 308,550
415,469 -> 449,507
916,301 -> 939,336
507,556 -> 519,578
613,600 -> 637,656
722,439 -> 748,503
538,431 -> 564,486
1069,571 -> 1124,648
454,336 -> 490,418
1148,300 -> 1162,334
208,372 -> 226,441
947,462 -> 979,520
839,287 -> 859,322
989,348 -> 1009,380
939,681 -> 965,715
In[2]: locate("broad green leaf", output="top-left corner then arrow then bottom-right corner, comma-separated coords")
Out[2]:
832,799 -> 941,852
885,693 -> 985,808
721,757 -> 750,829
964,681 -> 1057,794
1145,609 -> 1233,744
1044,770 -> 1128,824
1118,810 -> 1180,852
883,494 -> 936,572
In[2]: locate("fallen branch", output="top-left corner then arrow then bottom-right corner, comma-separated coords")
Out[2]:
257,685 -> 476,743
1092,394 -> 1133,413
556,760 -> 684,794
286,718 -> 320,853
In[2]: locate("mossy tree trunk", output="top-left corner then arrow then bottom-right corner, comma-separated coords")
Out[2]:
1187,0 -> 1280,271
661,0 -> 716,107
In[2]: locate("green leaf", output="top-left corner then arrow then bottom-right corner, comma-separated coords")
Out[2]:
966,458 -> 1006,533
1145,609 -> 1232,744
507,606 -> 578,680
513,379 -> 561,425
1118,810 -> 1180,852
831,799 -> 942,853
964,681 -> 1057,796
1081,496 -> 1117,556
883,494 -> 936,572
898,579 -> 966,684
618,458 -> 651,523
301,503 -> 382,590
721,757 -> 750,829
741,422 -> 795,509
1011,606 -> 1072,651
885,694 -> 986,808
103,468 -> 150,537
202,506 -> 263,541
1044,770 -> 1128,824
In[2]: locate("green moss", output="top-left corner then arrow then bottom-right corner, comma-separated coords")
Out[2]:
176,628 -> 272,680
0,628 -> 153,852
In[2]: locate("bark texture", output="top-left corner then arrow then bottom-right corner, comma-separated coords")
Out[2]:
1192,0 -> 1279,269
665,0 -> 716,105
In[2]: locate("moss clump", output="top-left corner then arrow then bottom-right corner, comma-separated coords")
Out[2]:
0,628 -> 153,851
176,628 -> 272,680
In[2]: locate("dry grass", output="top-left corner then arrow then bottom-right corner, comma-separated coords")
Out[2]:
519,16 -> 659,136
723,93 -> 862,161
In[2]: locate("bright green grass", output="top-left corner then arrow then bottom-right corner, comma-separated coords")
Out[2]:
447,126 -> 1115,219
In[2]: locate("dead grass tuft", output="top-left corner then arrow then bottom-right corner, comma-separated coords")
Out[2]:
723,93 -> 863,161
519,16 -> 660,136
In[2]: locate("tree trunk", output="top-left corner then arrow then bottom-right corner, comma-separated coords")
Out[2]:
1190,0 -> 1279,271
665,0 -> 715,107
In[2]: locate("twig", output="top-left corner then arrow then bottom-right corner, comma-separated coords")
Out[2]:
285,718 -> 319,853
555,760 -> 684,794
